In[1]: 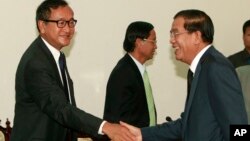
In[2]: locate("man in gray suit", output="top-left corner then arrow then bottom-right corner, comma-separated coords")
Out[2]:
228,19 -> 250,123
121,9 -> 248,141
11,1 -> 134,141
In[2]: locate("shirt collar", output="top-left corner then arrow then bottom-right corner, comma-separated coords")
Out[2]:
41,37 -> 61,62
128,53 -> 145,77
190,44 -> 212,74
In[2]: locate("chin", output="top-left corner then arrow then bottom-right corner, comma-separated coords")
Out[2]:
175,55 -> 181,60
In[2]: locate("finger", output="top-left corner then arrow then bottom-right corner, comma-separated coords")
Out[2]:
125,128 -> 136,141
120,121 -> 137,133
120,121 -> 132,128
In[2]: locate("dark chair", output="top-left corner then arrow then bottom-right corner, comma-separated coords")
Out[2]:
0,118 -> 12,141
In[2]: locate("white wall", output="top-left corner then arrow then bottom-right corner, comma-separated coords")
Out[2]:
1,0 -> 249,125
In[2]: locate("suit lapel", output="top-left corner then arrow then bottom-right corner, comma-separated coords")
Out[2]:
38,36 -> 73,104
182,47 -> 214,135
124,54 -> 145,88
37,37 -> 63,88
182,64 -> 201,135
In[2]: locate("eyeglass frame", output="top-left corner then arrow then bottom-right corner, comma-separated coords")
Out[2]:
142,38 -> 157,44
170,31 -> 189,38
43,19 -> 77,28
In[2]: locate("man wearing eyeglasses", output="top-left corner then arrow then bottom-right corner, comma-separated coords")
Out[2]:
103,21 -> 157,134
11,1 -> 135,141
121,9 -> 247,141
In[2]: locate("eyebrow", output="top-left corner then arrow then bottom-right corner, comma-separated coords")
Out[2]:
170,29 -> 178,32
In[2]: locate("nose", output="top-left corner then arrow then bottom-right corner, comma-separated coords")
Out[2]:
169,36 -> 175,44
154,43 -> 157,49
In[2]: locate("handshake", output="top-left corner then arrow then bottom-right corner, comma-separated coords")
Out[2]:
103,121 -> 142,141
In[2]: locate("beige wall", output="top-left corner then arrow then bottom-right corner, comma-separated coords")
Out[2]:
1,0 -> 249,124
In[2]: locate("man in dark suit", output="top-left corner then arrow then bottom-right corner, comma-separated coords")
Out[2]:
228,19 -> 250,123
228,19 -> 250,68
10,1 -> 134,141
104,21 -> 157,128
121,9 -> 248,141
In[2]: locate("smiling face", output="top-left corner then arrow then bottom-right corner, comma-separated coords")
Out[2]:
38,6 -> 75,50
170,17 -> 200,65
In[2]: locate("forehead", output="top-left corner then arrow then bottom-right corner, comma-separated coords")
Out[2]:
245,27 -> 250,33
171,17 -> 185,31
49,6 -> 74,19
148,29 -> 156,38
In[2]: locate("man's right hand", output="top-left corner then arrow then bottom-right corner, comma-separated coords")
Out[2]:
120,121 -> 142,141
102,122 -> 136,141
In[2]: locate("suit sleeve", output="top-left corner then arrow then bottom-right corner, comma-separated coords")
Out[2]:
208,62 -> 248,141
25,57 -> 103,137
141,113 -> 183,141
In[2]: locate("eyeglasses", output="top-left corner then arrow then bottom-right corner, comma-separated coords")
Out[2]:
43,19 -> 77,28
143,39 -> 157,44
170,31 -> 189,38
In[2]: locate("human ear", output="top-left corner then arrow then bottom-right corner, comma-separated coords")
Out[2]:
38,20 -> 46,33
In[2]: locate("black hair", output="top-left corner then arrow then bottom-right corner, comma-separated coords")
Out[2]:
174,9 -> 214,43
243,20 -> 250,34
123,21 -> 154,52
36,0 -> 68,32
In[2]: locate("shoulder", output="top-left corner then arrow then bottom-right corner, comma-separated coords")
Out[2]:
201,47 -> 234,75
228,50 -> 245,61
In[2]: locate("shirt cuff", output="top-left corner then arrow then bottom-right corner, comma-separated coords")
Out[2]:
98,121 -> 107,135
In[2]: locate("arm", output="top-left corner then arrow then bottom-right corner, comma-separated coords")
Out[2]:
25,58 -> 103,136
140,117 -> 183,141
121,117 -> 183,141
25,56 -> 136,141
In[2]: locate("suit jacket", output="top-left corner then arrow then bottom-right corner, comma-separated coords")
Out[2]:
141,46 -> 248,141
236,66 -> 250,124
103,54 -> 155,128
11,36 -> 103,141
228,49 -> 250,68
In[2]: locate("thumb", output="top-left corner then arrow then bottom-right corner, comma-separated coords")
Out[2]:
120,121 -> 131,128
120,121 -> 139,132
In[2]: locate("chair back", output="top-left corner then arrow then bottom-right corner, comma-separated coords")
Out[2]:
0,119 -> 12,141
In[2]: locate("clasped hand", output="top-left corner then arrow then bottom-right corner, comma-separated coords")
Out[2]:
103,121 -> 142,141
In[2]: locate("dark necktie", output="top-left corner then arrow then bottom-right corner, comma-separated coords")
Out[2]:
59,52 -> 70,102
187,69 -> 193,101
59,53 -> 73,141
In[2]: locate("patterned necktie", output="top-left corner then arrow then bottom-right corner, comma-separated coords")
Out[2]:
143,70 -> 156,126
59,52 -> 70,102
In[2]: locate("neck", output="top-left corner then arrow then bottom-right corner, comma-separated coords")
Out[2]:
129,52 -> 146,65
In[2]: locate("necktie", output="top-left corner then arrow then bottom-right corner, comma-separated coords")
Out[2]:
59,53 -> 73,141
143,70 -> 156,126
187,69 -> 193,101
59,52 -> 70,102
